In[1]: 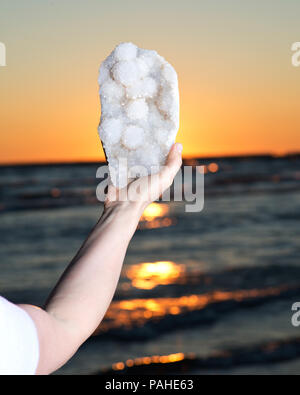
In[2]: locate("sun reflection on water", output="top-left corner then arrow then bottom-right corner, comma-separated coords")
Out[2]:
126,261 -> 185,289
139,203 -> 176,229
141,203 -> 169,220
98,285 -> 288,333
112,352 -> 188,371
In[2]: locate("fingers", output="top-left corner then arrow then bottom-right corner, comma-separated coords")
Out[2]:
163,143 -> 183,180
104,184 -> 117,206
105,144 -> 183,206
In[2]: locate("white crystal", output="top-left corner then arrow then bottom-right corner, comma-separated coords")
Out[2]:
100,78 -> 124,101
122,125 -> 145,149
98,42 -> 179,188
126,98 -> 148,120
99,118 -> 123,145
112,60 -> 140,87
114,42 -> 137,61
126,77 -> 157,99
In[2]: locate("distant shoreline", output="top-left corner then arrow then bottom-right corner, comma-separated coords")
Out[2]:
0,152 -> 299,169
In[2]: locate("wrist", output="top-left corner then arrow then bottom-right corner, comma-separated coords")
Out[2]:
97,201 -> 146,240
103,199 -> 147,222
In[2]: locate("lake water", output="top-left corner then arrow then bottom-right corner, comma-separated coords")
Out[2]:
0,155 -> 300,375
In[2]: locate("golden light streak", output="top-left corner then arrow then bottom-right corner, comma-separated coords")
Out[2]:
99,285 -> 289,333
126,261 -> 184,290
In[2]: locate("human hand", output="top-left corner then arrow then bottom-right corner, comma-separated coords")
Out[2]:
104,143 -> 183,212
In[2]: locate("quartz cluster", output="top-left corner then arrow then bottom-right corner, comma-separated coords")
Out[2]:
98,42 -> 179,188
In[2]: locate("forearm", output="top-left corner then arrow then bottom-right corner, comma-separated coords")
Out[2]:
22,201 -> 144,374
45,201 -> 143,334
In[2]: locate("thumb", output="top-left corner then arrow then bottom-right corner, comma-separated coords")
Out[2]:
164,143 -> 183,180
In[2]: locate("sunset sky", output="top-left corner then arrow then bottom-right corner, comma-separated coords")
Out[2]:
0,0 -> 299,164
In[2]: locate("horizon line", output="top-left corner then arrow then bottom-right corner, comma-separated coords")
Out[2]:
0,151 -> 299,168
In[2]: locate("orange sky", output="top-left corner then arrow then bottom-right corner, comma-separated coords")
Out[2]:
0,0 -> 299,164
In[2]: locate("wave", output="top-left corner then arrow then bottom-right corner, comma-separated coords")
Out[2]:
97,336 -> 300,374
4,264 -> 300,343
0,156 -> 299,212
89,265 -> 300,341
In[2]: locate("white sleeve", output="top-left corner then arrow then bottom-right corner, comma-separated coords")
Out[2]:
0,296 -> 39,375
